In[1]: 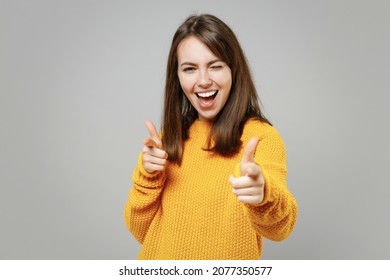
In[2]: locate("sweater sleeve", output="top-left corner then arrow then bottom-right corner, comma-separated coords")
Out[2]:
124,152 -> 166,243
237,126 -> 298,241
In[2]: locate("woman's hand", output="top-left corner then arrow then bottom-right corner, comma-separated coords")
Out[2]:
229,137 -> 265,205
142,120 -> 168,174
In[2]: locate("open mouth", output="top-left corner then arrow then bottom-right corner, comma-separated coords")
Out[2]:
196,90 -> 218,101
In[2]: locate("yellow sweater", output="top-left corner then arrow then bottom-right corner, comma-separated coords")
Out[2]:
124,119 -> 297,259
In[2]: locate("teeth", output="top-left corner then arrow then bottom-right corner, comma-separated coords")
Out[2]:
197,91 -> 217,97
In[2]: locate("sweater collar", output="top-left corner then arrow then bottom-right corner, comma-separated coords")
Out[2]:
190,120 -> 213,135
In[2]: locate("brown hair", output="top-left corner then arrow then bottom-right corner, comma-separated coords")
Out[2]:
162,14 -> 271,163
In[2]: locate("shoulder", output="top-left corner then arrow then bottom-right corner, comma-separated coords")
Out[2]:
242,118 -> 283,143
242,119 -> 286,162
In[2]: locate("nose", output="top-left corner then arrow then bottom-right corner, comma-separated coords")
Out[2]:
197,69 -> 212,88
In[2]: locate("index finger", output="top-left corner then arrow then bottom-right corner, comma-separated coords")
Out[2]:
145,120 -> 163,149
145,120 -> 159,139
241,137 -> 259,165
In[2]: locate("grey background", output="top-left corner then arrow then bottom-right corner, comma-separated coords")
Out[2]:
1,0 -> 389,259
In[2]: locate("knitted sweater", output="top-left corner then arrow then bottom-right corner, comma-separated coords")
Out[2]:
124,119 -> 298,259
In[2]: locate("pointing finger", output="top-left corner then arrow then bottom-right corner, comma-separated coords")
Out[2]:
145,120 -> 162,149
241,137 -> 259,165
145,120 -> 159,139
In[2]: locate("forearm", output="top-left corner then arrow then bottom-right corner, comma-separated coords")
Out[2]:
124,154 -> 166,243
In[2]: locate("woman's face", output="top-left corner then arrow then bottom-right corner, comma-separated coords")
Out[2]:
177,36 -> 232,122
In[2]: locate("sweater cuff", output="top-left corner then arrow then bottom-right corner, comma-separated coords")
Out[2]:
254,165 -> 276,206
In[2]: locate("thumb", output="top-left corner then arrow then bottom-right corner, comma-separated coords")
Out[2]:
241,137 -> 259,165
145,120 -> 163,149
240,137 -> 260,177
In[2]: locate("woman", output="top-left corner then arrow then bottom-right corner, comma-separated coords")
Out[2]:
124,14 -> 297,259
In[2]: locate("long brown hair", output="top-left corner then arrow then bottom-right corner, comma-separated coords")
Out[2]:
162,14 -> 270,163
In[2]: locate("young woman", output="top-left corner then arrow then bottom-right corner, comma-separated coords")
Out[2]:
124,14 -> 298,260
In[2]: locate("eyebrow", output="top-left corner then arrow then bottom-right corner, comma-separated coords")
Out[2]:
180,59 -> 223,67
